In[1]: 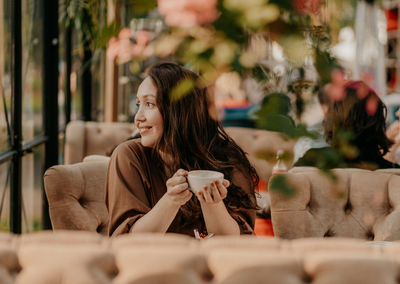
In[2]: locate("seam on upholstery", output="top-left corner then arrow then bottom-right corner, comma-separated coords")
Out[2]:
349,211 -> 367,231
272,209 -> 308,212
304,174 -> 313,212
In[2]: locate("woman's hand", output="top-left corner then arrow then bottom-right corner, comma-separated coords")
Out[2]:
165,169 -> 192,206
196,179 -> 230,204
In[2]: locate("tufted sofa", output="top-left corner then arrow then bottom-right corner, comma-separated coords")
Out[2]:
2,230 -> 400,283
43,159 -> 109,234
269,167 -> 400,241
225,127 -> 294,182
64,120 -> 135,164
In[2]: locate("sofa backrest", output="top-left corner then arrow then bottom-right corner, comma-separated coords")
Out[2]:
44,160 -> 109,234
225,127 -> 294,182
269,167 -> 400,241
64,120 -> 135,164
3,231 -> 400,284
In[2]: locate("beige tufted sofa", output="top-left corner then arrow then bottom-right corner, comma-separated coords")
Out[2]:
225,127 -> 294,182
64,122 -> 294,181
43,159 -> 109,234
269,167 -> 400,241
2,230 -> 400,283
64,120 -> 135,164
47,126 -> 293,234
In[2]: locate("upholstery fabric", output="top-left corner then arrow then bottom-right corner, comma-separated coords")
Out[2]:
44,161 -> 109,234
270,167 -> 400,240
225,127 -> 294,181
3,231 -> 400,283
64,120 -> 135,164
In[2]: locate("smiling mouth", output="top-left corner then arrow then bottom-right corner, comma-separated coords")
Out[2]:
139,127 -> 152,135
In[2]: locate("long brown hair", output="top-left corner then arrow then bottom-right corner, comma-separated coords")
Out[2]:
324,81 -> 393,161
147,62 -> 258,211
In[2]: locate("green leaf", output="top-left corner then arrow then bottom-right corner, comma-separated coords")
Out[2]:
170,79 -> 195,101
269,175 -> 295,196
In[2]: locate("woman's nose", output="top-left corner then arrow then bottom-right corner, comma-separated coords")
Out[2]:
135,106 -> 145,122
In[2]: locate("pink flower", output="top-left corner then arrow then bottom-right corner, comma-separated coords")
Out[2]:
293,0 -> 320,15
366,96 -> 378,116
327,69 -> 346,101
158,0 -> 219,27
106,29 -> 154,63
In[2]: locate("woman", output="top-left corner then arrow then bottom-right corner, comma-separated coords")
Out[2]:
296,80 -> 399,169
105,62 -> 258,237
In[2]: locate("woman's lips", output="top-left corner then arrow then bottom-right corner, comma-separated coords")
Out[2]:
139,127 -> 152,135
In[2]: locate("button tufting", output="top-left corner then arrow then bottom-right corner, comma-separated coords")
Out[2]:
344,202 -> 352,215
324,229 -> 334,237
366,231 -> 374,240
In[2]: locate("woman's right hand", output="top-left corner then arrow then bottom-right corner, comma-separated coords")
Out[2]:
165,169 -> 192,206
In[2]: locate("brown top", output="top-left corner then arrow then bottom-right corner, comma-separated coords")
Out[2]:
105,139 -> 256,237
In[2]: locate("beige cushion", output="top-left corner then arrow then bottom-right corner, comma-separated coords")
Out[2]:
65,121 -> 135,164
0,245 -> 20,284
44,161 -> 109,234
16,245 -> 116,284
208,251 -> 304,284
18,231 -> 106,247
112,233 -> 195,251
270,168 -> 400,240
225,127 -> 294,181
113,247 -> 210,284
304,252 -> 400,284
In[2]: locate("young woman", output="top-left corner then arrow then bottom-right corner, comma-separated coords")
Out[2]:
296,80 -> 400,169
105,62 -> 258,237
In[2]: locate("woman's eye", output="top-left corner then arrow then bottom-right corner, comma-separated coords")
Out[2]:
146,102 -> 155,107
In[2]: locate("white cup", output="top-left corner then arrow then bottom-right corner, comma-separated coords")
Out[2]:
187,170 -> 224,194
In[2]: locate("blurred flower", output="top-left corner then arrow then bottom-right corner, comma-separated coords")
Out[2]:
107,28 -> 153,64
366,96 -> 378,116
158,0 -> 219,28
153,35 -> 183,57
327,69 -> 346,101
293,0 -> 321,15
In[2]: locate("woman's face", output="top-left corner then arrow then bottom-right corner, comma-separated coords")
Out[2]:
135,77 -> 163,148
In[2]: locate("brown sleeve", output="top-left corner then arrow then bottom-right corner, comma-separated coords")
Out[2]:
227,168 -> 256,235
105,142 -> 151,237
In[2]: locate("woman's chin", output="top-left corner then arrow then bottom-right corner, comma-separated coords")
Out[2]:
141,137 -> 156,148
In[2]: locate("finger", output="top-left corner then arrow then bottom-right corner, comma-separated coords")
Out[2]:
179,190 -> 192,202
170,182 -> 189,194
166,176 -> 187,187
222,179 -> 230,187
210,182 -> 222,202
202,186 -> 213,203
196,191 -> 206,203
174,169 -> 188,177
216,180 -> 228,199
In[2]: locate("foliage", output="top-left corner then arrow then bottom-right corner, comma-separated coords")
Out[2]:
67,0 -> 374,194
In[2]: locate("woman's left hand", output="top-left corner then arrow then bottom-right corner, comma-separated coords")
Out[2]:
196,179 -> 230,204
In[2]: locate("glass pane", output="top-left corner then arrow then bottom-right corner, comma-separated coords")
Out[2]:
71,30 -> 82,120
58,23 -> 66,130
92,51 -> 105,121
21,0 -> 43,143
0,1 -> 12,152
58,131 -> 64,164
21,144 -> 44,232
0,162 -> 10,231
